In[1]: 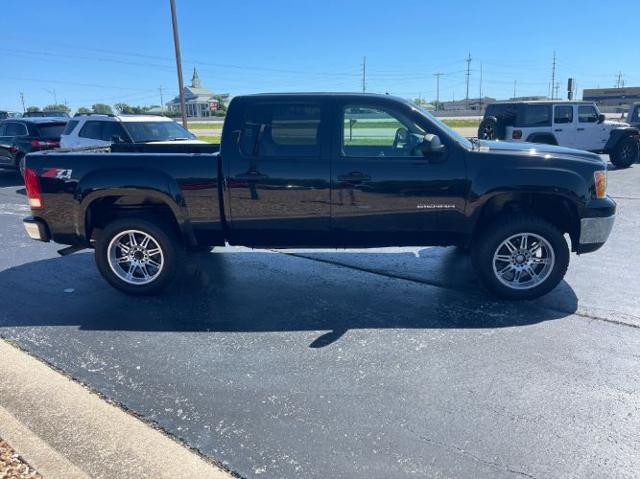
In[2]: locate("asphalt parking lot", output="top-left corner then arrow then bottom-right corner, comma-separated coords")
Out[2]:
1,159 -> 639,478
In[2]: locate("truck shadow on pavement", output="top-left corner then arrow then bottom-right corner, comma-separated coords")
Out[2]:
0,249 -> 578,348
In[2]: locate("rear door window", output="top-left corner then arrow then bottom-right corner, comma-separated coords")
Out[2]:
101,122 -> 128,142
79,121 -> 104,140
5,122 -> 28,136
519,105 -> 551,127
239,103 -> 321,158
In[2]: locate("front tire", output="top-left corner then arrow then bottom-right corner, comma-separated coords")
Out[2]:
610,136 -> 639,169
471,215 -> 569,300
95,217 -> 182,295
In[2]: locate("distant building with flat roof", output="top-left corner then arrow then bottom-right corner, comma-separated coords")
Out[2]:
439,97 -> 496,111
582,87 -> 640,107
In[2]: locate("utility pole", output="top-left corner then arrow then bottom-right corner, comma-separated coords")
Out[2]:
169,0 -> 188,128
550,51 -> 556,100
361,56 -> 366,93
478,63 -> 483,111
465,53 -> 472,108
434,72 -> 443,110
159,85 -> 165,114
554,82 -> 560,100
19,92 -> 25,113
513,80 -> 517,98
616,71 -> 624,88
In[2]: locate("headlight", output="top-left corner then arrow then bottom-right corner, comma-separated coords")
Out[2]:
594,170 -> 607,199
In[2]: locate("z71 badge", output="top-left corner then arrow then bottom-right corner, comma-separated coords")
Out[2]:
42,168 -> 73,180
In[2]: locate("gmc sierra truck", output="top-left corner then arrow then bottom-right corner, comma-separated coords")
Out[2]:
22,93 -> 616,300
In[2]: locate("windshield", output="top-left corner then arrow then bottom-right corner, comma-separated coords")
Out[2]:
121,120 -> 195,143
410,103 -> 473,149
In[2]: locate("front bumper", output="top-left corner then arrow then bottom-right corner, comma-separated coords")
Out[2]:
576,214 -> 615,254
23,217 -> 50,242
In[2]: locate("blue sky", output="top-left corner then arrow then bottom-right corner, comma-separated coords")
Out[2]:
1,0 -> 638,112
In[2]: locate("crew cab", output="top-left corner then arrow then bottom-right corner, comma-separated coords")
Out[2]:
22,93 -> 616,300
478,101 -> 639,168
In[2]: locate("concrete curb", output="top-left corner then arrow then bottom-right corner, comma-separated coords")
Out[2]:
0,339 -> 234,479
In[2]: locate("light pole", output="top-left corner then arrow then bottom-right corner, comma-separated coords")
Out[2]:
169,0 -> 188,128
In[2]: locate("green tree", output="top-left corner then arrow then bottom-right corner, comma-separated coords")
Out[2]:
44,104 -> 71,113
115,103 -> 152,115
76,107 -> 92,114
91,103 -> 114,115
26,106 -> 41,113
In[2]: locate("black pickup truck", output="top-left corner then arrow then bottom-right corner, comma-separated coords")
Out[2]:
22,93 -> 616,299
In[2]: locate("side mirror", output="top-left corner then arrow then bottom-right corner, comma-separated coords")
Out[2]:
598,114 -> 606,124
420,133 -> 446,157
111,135 -> 125,144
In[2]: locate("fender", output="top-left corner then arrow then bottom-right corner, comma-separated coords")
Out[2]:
604,127 -> 640,152
526,133 -> 558,145
76,167 -> 196,245
467,164 -> 588,234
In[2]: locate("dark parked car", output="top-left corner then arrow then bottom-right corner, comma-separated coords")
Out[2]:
22,93 -> 615,300
0,118 -> 67,175
0,111 -> 22,120
22,111 -> 70,119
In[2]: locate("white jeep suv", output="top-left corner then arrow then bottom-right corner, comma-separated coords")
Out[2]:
478,101 -> 640,168
60,114 -> 205,149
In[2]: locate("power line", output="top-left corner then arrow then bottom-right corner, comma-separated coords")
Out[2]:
465,53 -> 472,107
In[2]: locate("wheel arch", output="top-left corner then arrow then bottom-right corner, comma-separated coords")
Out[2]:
471,192 -> 581,250
604,127 -> 640,152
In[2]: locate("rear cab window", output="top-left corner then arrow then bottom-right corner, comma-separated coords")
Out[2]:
239,103 -> 322,158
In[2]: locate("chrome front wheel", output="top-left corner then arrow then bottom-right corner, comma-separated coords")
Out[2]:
492,233 -> 555,290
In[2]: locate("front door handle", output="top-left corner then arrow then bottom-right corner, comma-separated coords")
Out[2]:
554,129 -> 563,132
577,128 -> 585,131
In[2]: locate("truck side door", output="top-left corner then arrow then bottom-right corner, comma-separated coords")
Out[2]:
224,101 -> 331,247
330,101 -> 467,246
552,104 -> 576,147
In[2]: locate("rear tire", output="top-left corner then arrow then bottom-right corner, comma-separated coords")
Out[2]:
95,217 -> 183,295
471,215 -> 569,300
17,154 -> 25,178
478,116 -> 505,140
610,136 -> 639,169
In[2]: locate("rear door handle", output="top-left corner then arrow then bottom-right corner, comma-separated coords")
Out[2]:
577,128 -> 585,131
554,129 -> 563,132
